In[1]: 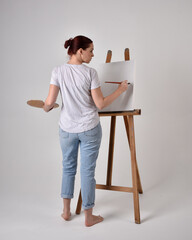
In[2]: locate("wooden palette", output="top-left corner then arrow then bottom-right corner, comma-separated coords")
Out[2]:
27,100 -> 59,109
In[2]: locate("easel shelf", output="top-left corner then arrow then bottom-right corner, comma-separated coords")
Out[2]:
99,109 -> 141,116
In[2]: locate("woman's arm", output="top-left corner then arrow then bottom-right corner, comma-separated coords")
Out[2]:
43,84 -> 60,112
91,80 -> 128,110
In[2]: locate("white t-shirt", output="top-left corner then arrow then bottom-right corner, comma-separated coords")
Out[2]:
50,63 -> 100,133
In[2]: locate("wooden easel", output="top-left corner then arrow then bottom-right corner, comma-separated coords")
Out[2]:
76,48 -> 143,224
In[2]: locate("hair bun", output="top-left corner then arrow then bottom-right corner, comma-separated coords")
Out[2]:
64,38 -> 73,49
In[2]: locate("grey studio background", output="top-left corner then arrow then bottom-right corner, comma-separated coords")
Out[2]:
0,0 -> 192,239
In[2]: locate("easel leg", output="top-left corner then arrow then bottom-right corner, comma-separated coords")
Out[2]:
76,190 -> 82,214
123,116 -> 143,194
128,116 -> 140,224
106,116 -> 116,186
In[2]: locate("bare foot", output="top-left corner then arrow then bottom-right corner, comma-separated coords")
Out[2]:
85,215 -> 104,227
61,211 -> 71,221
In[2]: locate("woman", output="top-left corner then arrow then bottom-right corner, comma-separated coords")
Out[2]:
43,35 -> 128,227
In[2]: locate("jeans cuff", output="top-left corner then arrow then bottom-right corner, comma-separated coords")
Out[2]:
61,194 -> 73,199
82,203 -> 95,210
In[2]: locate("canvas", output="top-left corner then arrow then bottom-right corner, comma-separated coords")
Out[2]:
97,60 -> 135,112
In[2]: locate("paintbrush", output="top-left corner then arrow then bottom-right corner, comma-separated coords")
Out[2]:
105,81 -> 130,84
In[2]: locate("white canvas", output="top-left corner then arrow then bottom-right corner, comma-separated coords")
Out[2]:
97,60 -> 135,112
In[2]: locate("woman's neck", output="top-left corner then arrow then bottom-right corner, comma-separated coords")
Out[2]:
67,55 -> 82,65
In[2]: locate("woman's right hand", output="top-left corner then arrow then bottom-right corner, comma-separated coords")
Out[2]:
118,80 -> 128,93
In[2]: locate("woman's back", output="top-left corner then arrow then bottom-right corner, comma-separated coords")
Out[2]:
50,63 -> 100,133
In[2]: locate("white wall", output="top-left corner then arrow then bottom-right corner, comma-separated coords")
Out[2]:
0,0 -> 192,220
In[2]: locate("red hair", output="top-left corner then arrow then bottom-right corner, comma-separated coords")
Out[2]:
64,35 -> 93,56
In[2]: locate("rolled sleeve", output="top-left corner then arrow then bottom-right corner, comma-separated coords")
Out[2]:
50,67 -> 60,87
90,68 -> 101,90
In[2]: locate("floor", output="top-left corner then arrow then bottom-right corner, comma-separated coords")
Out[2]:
1,181 -> 191,240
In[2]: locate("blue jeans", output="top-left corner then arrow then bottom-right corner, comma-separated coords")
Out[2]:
59,122 -> 102,210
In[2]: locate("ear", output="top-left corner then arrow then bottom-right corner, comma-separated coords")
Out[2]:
78,48 -> 83,55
